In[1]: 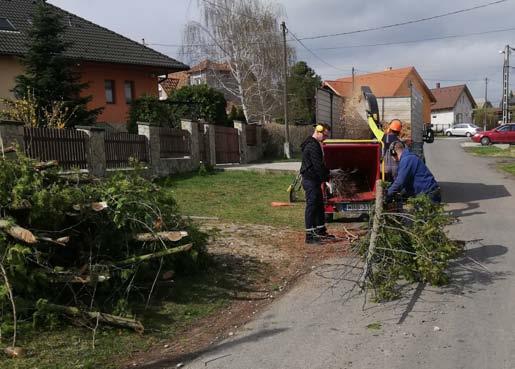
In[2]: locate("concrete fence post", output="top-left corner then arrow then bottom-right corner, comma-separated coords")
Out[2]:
0,120 -> 24,153
137,122 -> 161,176
181,119 -> 200,168
233,120 -> 248,164
76,126 -> 106,177
256,125 -> 263,157
205,124 -> 217,166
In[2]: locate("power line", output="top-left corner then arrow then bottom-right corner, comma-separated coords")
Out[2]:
297,0 -> 510,41
286,26 -> 351,72
305,25 -> 515,51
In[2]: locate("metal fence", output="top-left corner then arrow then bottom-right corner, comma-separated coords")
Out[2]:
105,132 -> 149,169
24,127 -> 88,170
160,127 -> 191,158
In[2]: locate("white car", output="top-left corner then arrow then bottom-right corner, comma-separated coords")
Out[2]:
445,123 -> 481,137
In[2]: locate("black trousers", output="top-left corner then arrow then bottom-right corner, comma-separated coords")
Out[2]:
302,178 -> 325,232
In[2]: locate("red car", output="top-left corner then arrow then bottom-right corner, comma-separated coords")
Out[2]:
472,124 -> 515,145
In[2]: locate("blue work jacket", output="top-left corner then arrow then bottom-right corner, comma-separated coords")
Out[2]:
387,150 -> 438,197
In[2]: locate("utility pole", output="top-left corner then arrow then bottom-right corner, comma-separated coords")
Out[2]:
501,45 -> 513,124
281,21 -> 291,159
483,77 -> 488,131
352,67 -> 355,92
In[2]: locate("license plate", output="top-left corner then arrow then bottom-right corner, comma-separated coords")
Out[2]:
338,203 -> 371,212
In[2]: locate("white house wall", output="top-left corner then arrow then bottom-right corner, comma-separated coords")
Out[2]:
431,110 -> 454,132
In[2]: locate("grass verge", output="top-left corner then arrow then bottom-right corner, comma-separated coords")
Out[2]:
4,271 -> 232,369
160,171 -> 304,229
466,146 -> 515,157
499,163 -> 515,175
465,146 -> 515,176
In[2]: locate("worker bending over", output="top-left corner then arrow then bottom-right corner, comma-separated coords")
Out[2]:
382,119 -> 402,181
386,141 -> 441,203
300,124 -> 334,244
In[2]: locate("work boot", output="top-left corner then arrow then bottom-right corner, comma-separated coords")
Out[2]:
305,232 -> 321,245
316,227 -> 336,240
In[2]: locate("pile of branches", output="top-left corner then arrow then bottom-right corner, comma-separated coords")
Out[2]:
329,169 -> 368,199
353,187 -> 461,302
0,152 -> 207,352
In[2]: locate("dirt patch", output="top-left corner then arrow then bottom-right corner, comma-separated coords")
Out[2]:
122,222 -> 361,368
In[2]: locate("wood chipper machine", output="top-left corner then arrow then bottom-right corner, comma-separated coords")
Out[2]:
321,87 -> 384,221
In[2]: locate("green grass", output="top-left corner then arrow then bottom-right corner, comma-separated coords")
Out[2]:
160,170 -> 304,229
466,146 -> 515,157
2,272 -> 234,369
499,163 -> 515,175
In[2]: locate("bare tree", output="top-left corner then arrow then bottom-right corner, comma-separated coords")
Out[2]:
182,0 -> 294,124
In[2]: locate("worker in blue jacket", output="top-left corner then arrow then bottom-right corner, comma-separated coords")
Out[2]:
386,141 -> 441,203
300,124 -> 334,244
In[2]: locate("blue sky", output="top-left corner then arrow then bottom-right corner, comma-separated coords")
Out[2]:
48,0 -> 515,104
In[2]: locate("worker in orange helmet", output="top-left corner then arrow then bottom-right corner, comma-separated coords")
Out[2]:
382,119 -> 402,181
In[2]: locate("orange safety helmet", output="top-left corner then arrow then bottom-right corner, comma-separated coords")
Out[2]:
389,119 -> 402,133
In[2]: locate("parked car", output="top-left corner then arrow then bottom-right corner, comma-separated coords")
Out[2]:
471,124 -> 515,145
445,123 -> 481,137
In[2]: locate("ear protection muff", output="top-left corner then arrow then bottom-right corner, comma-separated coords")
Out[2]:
315,124 -> 325,133
390,141 -> 405,156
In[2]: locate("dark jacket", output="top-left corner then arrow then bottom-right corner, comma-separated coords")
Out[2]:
300,136 -> 329,183
387,149 -> 438,197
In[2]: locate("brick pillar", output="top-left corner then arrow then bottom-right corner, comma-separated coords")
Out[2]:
76,126 -> 106,177
181,119 -> 200,167
233,120 -> 248,164
0,120 -> 24,152
205,124 -> 217,166
137,122 -> 161,175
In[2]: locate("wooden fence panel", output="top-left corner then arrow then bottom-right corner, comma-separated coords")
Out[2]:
105,132 -> 149,169
215,126 -> 240,164
24,127 -> 88,170
246,125 -> 257,146
160,127 -> 191,158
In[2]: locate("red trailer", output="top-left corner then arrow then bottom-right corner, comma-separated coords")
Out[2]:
322,139 -> 383,220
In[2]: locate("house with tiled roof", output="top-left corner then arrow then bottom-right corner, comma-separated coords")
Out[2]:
430,83 -> 476,132
158,59 -> 239,104
323,67 -> 436,123
0,0 -> 188,126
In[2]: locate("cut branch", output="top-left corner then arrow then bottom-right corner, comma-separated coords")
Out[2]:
40,302 -> 144,333
134,231 -> 188,243
115,243 -> 193,266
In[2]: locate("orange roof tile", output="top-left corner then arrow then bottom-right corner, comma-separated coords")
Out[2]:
188,59 -> 231,74
323,67 -> 436,102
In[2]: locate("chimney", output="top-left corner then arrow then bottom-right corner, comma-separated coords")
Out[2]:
436,82 -> 441,89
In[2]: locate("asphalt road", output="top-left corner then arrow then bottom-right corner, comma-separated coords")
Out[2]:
155,138 -> 515,369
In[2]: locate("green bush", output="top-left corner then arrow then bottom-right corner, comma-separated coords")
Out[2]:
127,95 -> 179,133
170,85 -> 229,125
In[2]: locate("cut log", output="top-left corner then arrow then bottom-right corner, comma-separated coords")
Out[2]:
0,220 -> 37,244
134,231 -> 188,243
359,180 -> 383,289
116,243 -> 193,266
34,160 -> 58,170
41,302 -> 144,333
